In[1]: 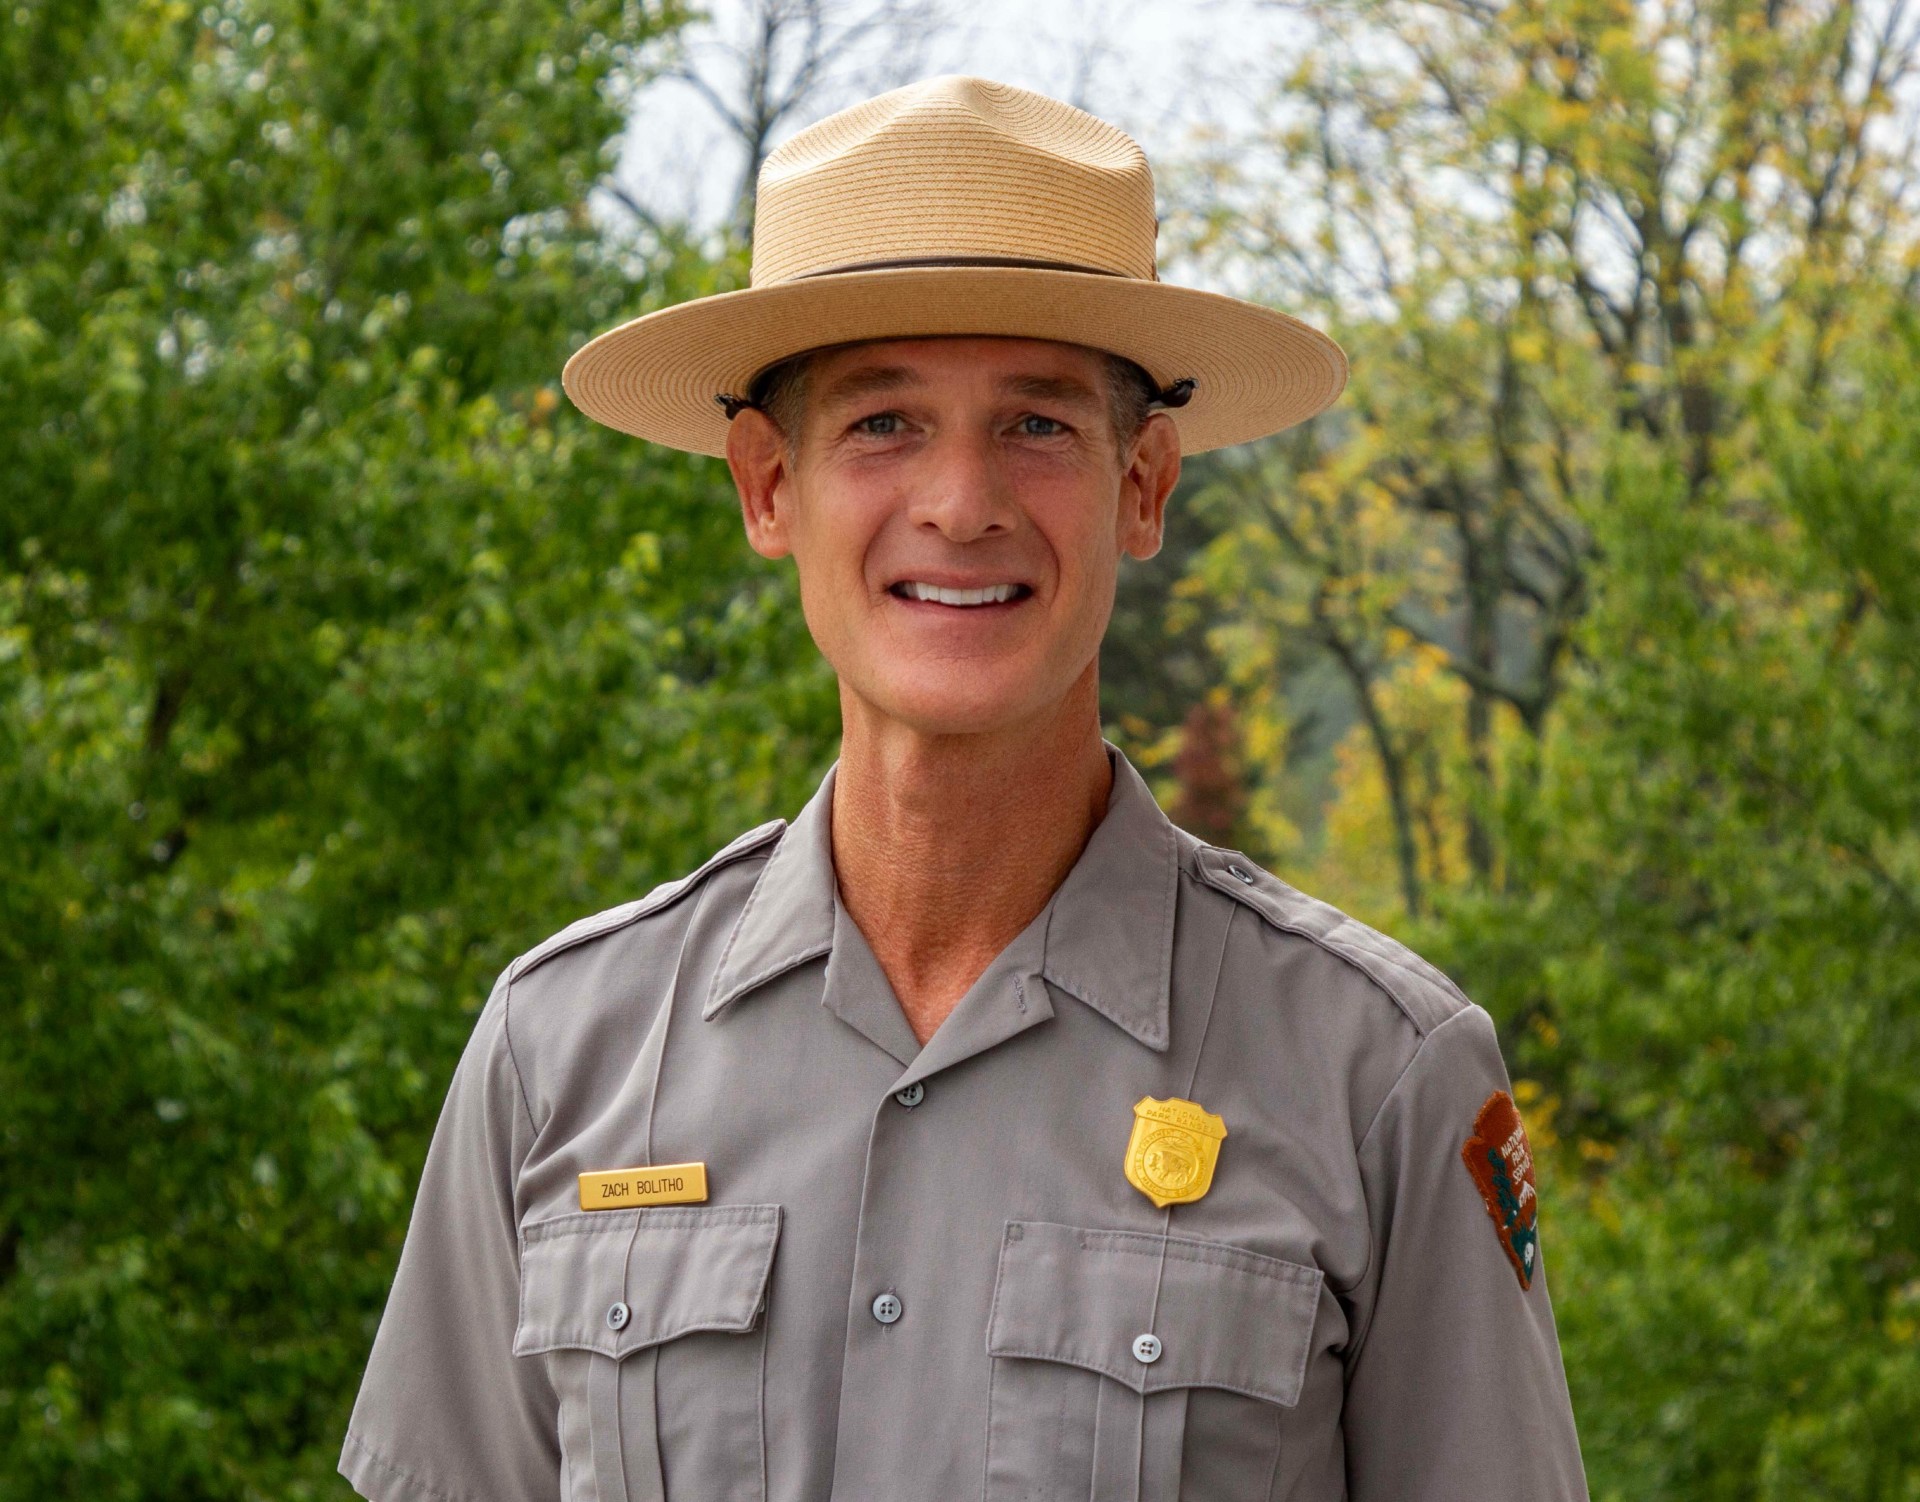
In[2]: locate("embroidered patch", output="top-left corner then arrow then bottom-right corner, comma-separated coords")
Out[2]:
1461,1090 -> 1539,1289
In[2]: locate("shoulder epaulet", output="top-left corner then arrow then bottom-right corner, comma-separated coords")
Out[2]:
507,818 -> 787,987
1188,843 -> 1471,1036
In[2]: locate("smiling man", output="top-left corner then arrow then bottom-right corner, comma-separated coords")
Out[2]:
341,77 -> 1588,1502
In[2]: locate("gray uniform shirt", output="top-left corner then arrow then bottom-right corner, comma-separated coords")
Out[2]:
341,747 -> 1587,1502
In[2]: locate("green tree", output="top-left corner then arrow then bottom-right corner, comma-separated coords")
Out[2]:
0,0 -> 835,1494
1439,298 -> 1920,1499
1165,3 -> 1920,1490
1174,0 -> 1920,915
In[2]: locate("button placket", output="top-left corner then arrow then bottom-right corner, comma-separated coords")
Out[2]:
830,951 -> 1047,1496
829,1056 -> 956,1494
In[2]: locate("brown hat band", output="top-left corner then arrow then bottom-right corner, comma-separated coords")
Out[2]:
795,254 -> 1136,280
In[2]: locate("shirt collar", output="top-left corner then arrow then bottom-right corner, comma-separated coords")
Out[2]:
703,743 -> 1179,1052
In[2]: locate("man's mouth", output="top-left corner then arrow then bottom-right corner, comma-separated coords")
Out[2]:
888,581 -> 1033,607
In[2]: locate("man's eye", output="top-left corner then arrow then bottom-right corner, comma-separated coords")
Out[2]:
1018,414 -> 1065,437
855,412 -> 902,436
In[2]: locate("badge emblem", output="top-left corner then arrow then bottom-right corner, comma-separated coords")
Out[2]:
1124,1096 -> 1227,1208
1461,1090 -> 1539,1288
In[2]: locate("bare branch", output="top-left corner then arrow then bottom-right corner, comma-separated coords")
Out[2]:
644,0 -> 946,235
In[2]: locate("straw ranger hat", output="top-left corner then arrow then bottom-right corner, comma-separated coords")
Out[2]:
562,75 -> 1348,456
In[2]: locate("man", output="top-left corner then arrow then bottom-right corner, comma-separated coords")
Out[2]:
340,76 -> 1587,1502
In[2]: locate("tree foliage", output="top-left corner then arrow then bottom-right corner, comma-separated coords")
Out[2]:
1169,3 -> 1920,1491
0,0 -> 835,1493
1174,0 -> 1920,915
1443,301 -> 1920,1498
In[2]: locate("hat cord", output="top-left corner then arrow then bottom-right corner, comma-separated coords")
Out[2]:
716,375 -> 1196,422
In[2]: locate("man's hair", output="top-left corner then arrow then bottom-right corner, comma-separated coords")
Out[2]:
748,342 -> 1162,458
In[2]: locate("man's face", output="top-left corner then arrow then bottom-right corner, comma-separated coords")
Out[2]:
726,336 -> 1180,737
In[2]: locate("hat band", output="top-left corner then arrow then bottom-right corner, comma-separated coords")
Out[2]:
790,253 -> 1146,282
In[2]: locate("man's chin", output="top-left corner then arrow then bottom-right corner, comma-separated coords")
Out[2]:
842,673 -> 1057,740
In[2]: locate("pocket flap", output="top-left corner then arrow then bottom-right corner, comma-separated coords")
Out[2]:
986,1220 -> 1322,1406
514,1203 -> 781,1359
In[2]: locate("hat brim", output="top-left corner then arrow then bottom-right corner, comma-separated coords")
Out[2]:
560,266 -> 1347,457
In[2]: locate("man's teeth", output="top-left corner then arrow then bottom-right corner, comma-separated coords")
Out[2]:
900,582 -> 1022,606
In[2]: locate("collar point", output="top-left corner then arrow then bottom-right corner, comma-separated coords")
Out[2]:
1044,968 -> 1173,1052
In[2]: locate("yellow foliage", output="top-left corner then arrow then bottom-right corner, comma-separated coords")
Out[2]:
1284,643 -> 1532,917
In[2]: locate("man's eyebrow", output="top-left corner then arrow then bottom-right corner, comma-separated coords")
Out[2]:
1001,373 -> 1103,406
815,365 -> 923,406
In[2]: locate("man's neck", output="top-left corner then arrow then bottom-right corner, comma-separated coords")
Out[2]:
830,672 -> 1113,1047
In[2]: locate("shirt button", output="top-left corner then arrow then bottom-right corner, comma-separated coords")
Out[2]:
893,1082 -> 925,1109
871,1292 -> 903,1325
1131,1332 -> 1162,1364
606,1301 -> 631,1332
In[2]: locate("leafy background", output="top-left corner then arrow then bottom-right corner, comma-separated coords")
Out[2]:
2,0 -> 1916,1496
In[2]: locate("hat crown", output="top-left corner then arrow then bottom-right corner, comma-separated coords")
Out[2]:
750,75 -> 1159,287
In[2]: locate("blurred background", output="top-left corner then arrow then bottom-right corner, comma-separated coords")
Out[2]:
4,0 -> 1918,1495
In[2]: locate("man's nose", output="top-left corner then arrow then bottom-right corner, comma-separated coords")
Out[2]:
907,431 -> 1017,542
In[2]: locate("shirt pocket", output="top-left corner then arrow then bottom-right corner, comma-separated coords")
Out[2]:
984,1219 -> 1322,1502
515,1203 -> 782,1502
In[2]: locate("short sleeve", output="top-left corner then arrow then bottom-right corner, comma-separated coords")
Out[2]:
339,969 -> 560,1502
1341,1004 -> 1589,1501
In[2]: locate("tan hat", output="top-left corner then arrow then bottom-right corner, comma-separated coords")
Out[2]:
561,75 -> 1348,456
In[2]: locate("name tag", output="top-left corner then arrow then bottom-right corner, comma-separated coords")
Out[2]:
578,1162 -> 709,1210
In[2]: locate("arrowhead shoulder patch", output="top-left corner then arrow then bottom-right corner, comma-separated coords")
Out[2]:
1461,1089 -> 1540,1289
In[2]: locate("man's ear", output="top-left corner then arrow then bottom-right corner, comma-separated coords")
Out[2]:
1119,410 -> 1180,562
726,407 -> 795,560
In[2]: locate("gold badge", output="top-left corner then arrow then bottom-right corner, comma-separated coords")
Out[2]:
1124,1097 -> 1227,1208
578,1162 -> 709,1211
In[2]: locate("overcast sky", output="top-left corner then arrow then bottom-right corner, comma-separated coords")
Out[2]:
608,0 -> 1308,256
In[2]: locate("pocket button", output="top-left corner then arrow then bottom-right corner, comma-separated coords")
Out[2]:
606,1301 -> 631,1332
1131,1331 -> 1162,1364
